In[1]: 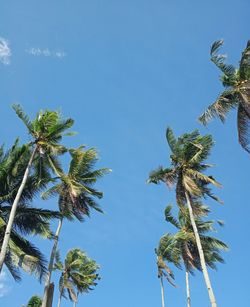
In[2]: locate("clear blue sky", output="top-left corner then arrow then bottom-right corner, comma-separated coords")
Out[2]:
0,1 -> 249,306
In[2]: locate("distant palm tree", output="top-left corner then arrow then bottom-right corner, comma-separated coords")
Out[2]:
155,248 -> 176,307
148,128 -> 222,307
27,295 -> 42,307
41,147 -> 110,307
0,105 -> 74,272
157,204 -> 227,307
199,40 -> 250,153
0,140 -> 60,280
55,248 -> 100,307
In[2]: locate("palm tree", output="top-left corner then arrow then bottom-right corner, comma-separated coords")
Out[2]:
27,295 -> 42,307
148,127 -> 222,307
155,248 -> 176,307
157,204 -> 227,307
41,147 -> 110,307
0,140 -> 60,280
55,248 -> 100,307
199,40 -> 250,153
0,105 -> 74,272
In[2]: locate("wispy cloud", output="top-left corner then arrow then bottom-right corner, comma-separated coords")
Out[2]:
26,47 -> 66,59
0,37 -> 11,65
0,271 -> 10,298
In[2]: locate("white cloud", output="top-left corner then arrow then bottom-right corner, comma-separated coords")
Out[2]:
0,271 -> 10,297
26,47 -> 66,59
0,37 -> 11,65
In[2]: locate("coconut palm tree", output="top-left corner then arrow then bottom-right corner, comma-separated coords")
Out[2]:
55,248 -> 100,307
148,127 -> 222,307
155,248 -> 176,307
157,204 -> 227,307
0,105 -> 74,272
0,140 -> 60,280
199,40 -> 250,153
27,295 -> 42,307
41,147 -> 110,307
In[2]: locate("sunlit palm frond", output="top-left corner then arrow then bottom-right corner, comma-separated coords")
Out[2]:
199,90 -> 238,125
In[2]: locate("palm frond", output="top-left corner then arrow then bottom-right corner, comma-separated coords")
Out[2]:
237,96 -> 250,153
164,205 -> 180,228
210,40 -> 236,78
166,127 -> 177,154
239,40 -> 250,80
199,90 -> 238,125
12,104 -> 33,133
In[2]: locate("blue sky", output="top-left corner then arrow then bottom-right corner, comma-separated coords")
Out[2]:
0,1 -> 250,306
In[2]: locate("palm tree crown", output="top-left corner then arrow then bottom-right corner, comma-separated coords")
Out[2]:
158,205 -> 228,274
0,105 -> 75,273
148,128 -> 221,206
56,249 -> 100,306
199,40 -> 250,152
43,146 -> 110,220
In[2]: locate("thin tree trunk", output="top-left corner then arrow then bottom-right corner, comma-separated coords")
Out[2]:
185,192 -> 217,307
46,283 -> 54,307
73,292 -> 78,307
42,217 -> 63,307
160,276 -> 165,307
0,146 -> 37,273
185,270 -> 191,307
58,291 -> 63,307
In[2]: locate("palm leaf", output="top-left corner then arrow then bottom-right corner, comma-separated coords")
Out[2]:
210,40 -> 236,77
239,40 -> 250,80
164,205 -> 180,228
166,127 -> 177,154
12,104 -> 33,133
199,90 -> 238,125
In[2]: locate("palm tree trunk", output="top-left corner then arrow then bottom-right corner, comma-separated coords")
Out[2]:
73,292 -> 78,307
0,146 -> 37,273
160,276 -> 165,307
185,270 -> 191,307
58,291 -> 63,307
185,192 -> 217,307
42,217 -> 63,307
73,291 -> 79,307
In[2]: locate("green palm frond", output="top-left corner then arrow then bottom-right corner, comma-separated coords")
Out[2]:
166,127 -> 177,154
8,232 -> 47,282
164,205 -> 180,228
199,90 -> 238,125
147,167 -> 177,186
12,104 -> 33,133
5,251 -> 22,282
210,40 -> 236,78
9,205 -> 59,238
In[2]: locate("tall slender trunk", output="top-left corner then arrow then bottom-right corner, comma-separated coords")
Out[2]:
58,291 -> 63,307
73,292 -> 78,307
160,276 -> 165,307
185,270 -> 191,307
0,146 -> 37,273
185,192 -> 217,307
42,217 -> 63,307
